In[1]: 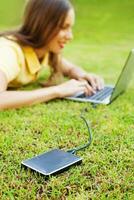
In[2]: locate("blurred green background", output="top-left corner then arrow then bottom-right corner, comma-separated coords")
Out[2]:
0,0 -> 24,29
74,0 -> 134,43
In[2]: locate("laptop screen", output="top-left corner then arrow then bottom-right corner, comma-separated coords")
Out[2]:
110,50 -> 134,102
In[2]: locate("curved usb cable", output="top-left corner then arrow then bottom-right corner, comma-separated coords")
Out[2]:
67,112 -> 92,154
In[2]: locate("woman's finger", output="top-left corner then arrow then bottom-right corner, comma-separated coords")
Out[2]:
95,76 -> 104,90
79,80 -> 96,96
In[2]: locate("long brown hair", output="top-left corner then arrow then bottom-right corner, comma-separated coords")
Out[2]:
0,0 -> 73,82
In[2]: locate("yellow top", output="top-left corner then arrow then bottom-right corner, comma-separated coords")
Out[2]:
0,37 -> 49,87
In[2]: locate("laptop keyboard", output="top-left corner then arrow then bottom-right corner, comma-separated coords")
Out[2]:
77,86 -> 113,101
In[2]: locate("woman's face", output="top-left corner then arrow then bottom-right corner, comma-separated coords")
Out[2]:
47,8 -> 75,54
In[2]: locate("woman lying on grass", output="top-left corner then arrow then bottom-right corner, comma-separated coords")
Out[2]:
0,0 -> 104,110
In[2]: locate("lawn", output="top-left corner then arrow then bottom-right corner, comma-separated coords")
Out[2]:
0,0 -> 134,199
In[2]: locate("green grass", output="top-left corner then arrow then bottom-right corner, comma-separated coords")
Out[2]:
0,0 -> 134,199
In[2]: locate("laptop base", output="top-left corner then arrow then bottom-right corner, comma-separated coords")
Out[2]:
66,85 -> 113,105
21,149 -> 82,176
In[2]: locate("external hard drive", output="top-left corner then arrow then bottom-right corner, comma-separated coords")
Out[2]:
21,149 -> 82,176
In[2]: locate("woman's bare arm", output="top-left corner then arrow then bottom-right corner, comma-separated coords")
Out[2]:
0,69 -> 60,110
0,70 -> 93,110
60,58 -> 86,79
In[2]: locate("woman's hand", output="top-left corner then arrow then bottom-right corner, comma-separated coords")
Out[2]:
56,79 -> 96,98
78,73 -> 104,91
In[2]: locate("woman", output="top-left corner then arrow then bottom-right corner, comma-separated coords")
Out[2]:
0,0 -> 104,110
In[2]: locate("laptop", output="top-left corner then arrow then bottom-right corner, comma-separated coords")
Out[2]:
66,49 -> 134,105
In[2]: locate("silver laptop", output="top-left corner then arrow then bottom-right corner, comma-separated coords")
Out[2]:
66,49 -> 134,105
